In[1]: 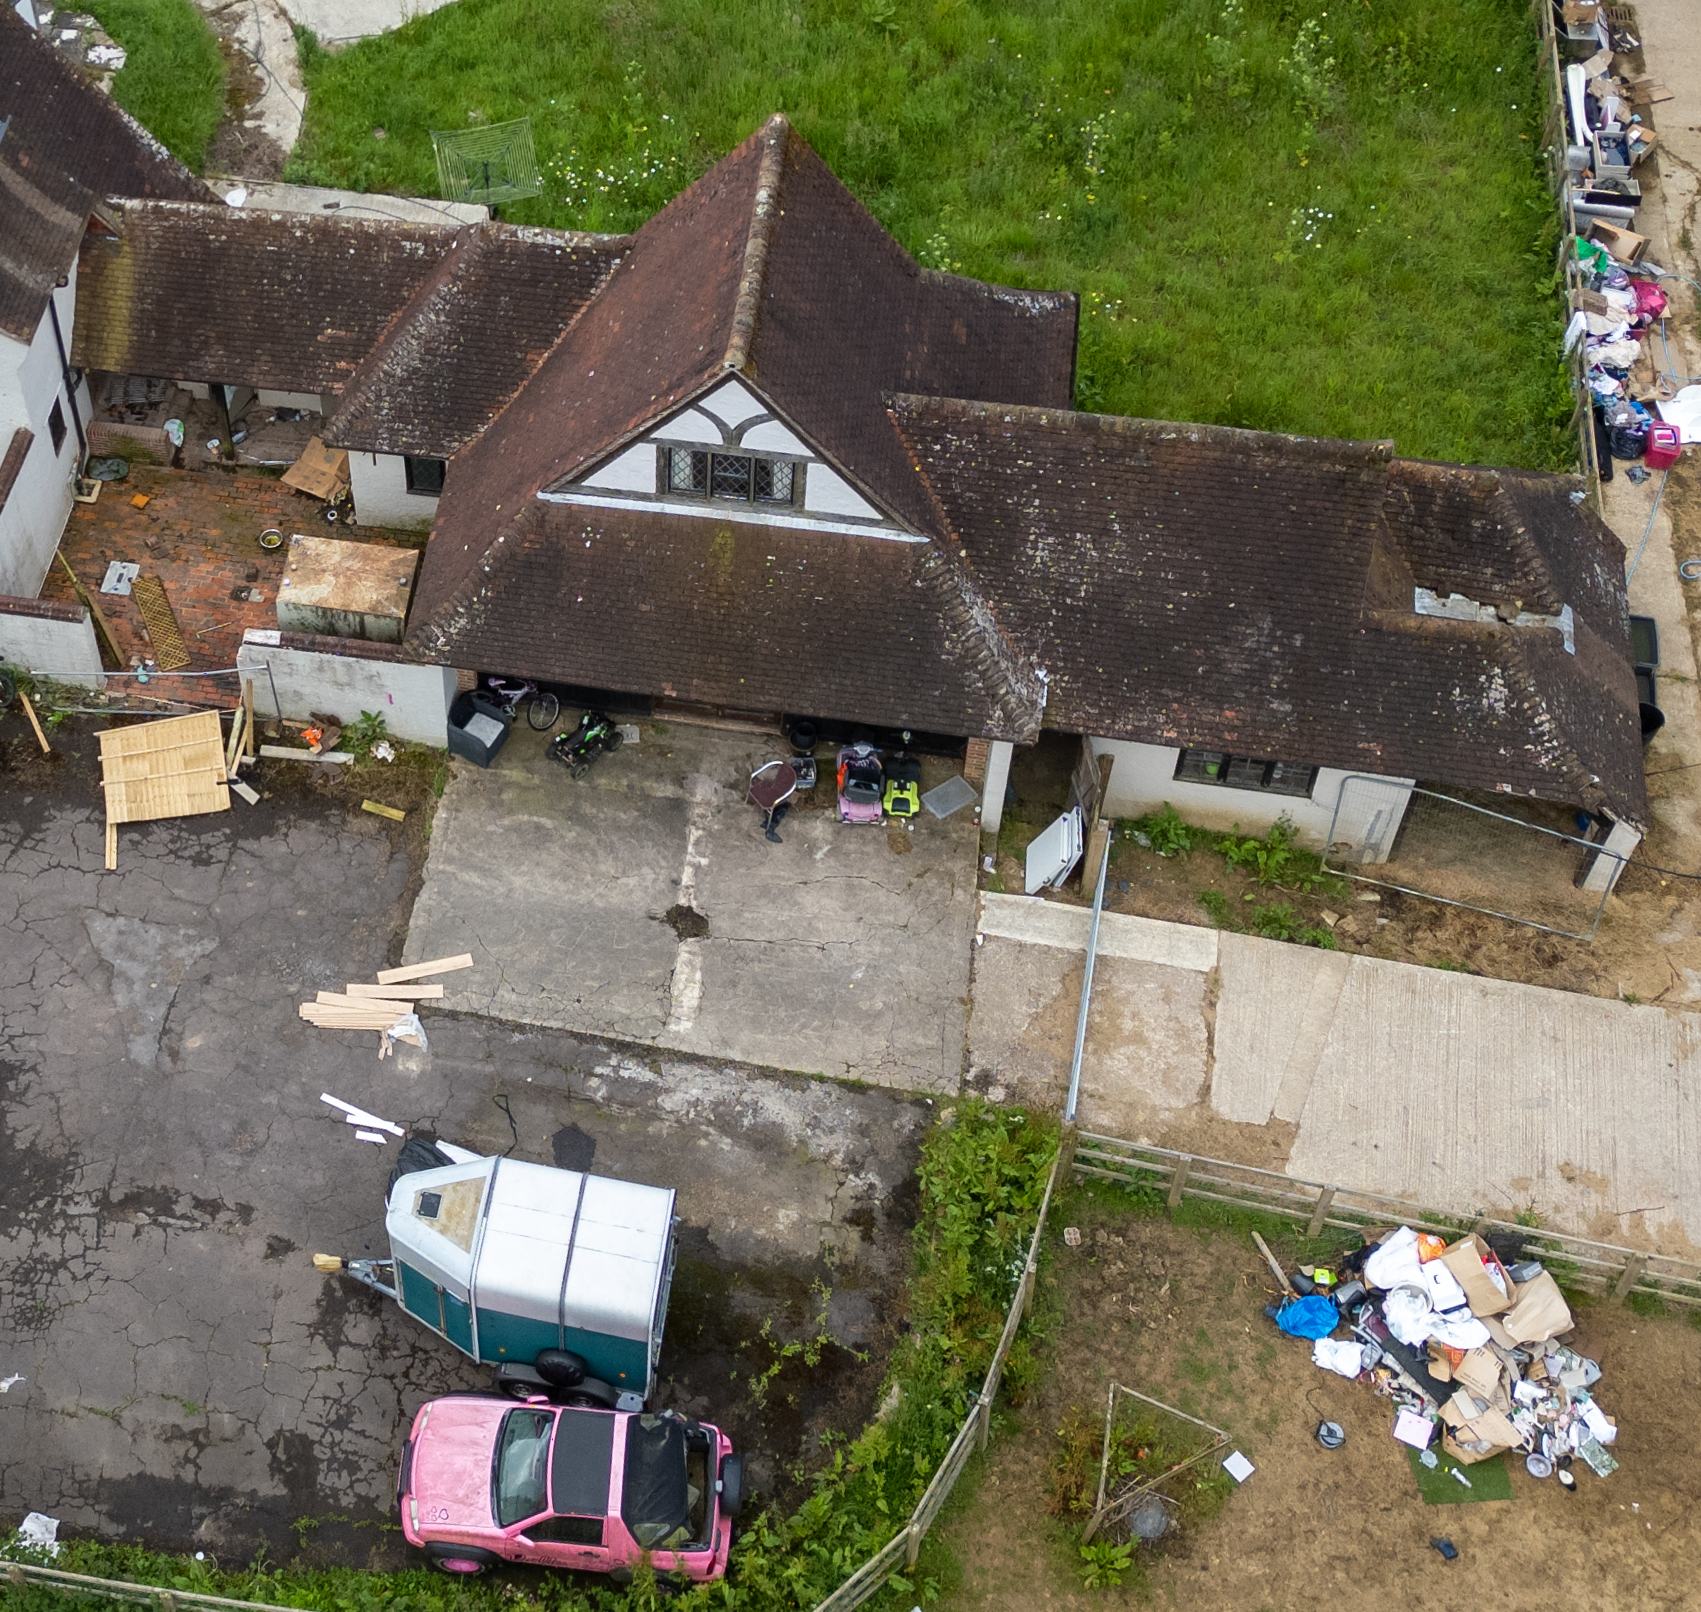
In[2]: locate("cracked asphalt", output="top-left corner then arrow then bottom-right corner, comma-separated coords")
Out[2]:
0,722 -> 928,1563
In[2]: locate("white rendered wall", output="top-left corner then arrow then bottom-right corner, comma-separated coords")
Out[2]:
1089,737 -> 1414,855
0,605 -> 105,687
239,632 -> 455,745
980,739 -> 1014,837
0,272 -> 87,597
582,443 -> 656,491
350,451 -> 438,531
802,464 -> 881,520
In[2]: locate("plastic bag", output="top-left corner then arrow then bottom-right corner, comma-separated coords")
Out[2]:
1364,1226 -> 1423,1291
386,1012 -> 429,1052
1311,1338 -> 1366,1378
1382,1283 -> 1435,1346
1275,1294 -> 1340,1339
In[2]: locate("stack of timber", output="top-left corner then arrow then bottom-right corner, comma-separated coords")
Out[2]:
296,953 -> 471,1034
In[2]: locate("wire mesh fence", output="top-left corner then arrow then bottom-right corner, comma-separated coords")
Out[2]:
1323,776 -> 1626,939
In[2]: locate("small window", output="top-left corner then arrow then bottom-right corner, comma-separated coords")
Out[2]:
404,455 -> 446,496
1174,749 -> 1317,798
661,447 -> 796,506
48,399 -> 67,455
415,1191 -> 442,1220
526,1515 -> 604,1546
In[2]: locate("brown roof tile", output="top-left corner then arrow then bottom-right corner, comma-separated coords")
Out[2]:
0,9 -> 211,341
72,201 -> 456,393
324,222 -> 626,457
406,501 -> 1043,738
892,396 -> 1646,826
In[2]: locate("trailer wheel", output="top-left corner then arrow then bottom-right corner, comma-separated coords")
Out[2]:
558,1377 -> 619,1410
425,1544 -> 500,1576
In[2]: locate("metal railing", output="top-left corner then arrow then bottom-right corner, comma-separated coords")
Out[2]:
0,1560 -> 298,1611
812,1139 -> 1068,1612
1074,1132 -> 1701,1310
1323,776 -> 1627,940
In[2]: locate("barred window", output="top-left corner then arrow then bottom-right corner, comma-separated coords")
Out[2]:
1174,749 -> 1317,798
663,447 -> 796,506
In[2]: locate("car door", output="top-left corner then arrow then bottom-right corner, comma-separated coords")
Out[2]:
514,1514 -> 611,1571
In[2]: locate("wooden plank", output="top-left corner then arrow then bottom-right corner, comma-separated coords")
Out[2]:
259,745 -> 353,763
1611,1252 -> 1648,1302
242,680 -> 255,758
315,991 -> 412,1010
1251,1230 -> 1296,1296
362,800 -> 406,822
18,691 -> 50,753
225,701 -> 244,776
344,981 -> 443,998
376,953 -> 474,985
105,820 -> 117,871
57,550 -> 125,669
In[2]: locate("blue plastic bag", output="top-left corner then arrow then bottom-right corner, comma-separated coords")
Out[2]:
1275,1294 -> 1339,1339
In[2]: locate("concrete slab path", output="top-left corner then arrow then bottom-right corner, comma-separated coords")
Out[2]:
403,721 -> 979,1091
971,893 -> 1701,1255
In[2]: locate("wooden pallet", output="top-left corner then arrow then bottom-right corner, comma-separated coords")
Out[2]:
130,574 -> 190,670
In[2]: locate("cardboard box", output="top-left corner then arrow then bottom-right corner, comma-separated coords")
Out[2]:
280,436 -> 351,502
1588,220 -> 1649,264
1561,0 -> 1601,21
1499,1271 -> 1575,1344
1440,1235 -> 1515,1317
1453,1346 -> 1505,1401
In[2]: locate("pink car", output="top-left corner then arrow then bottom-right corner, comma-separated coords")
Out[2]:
399,1394 -> 741,1583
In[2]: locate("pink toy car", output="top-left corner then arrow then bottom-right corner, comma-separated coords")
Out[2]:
399,1394 -> 741,1582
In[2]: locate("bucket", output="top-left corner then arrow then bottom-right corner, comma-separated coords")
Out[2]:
1646,422 -> 1683,470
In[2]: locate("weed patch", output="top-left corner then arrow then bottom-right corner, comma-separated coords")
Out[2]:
86,0 -> 226,172
286,0 -> 1569,469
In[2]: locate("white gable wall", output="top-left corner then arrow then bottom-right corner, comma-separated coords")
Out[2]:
350,451 -> 438,531
569,376 -> 901,533
0,270 -> 88,598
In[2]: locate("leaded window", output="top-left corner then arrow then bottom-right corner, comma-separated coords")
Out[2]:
664,448 -> 796,505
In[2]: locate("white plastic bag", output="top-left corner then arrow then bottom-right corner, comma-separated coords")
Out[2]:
1311,1338 -> 1366,1378
16,1513 -> 60,1556
1364,1226 -> 1423,1290
1381,1283 -> 1435,1346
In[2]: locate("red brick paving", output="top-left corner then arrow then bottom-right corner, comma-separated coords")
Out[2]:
41,463 -> 423,709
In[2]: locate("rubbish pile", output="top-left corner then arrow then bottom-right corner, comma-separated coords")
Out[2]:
1264,1226 -> 1620,1483
1556,20 -> 1690,475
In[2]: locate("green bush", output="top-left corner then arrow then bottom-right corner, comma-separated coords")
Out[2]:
88,0 -> 227,173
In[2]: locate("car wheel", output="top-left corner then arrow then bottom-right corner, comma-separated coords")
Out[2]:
718,1453 -> 744,1519
425,1544 -> 500,1576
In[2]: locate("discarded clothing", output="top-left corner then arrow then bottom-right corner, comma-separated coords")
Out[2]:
1312,1338 -> 1367,1378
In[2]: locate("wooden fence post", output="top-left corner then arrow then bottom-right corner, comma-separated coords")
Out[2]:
1305,1185 -> 1337,1239
1611,1252 -> 1649,1303
1166,1156 -> 1192,1211
905,1519 -> 922,1569
975,1392 -> 992,1452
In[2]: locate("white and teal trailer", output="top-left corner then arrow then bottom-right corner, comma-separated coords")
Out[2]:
336,1151 -> 677,1411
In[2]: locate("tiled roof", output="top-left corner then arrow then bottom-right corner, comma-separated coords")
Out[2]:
412,113 -> 1076,654
323,223 -> 625,457
891,396 -> 1646,826
0,9 -> 211,342
406,501 -> 1044,739
72,202 -> 456,393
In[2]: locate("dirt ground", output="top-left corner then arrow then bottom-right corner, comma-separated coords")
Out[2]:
933,1183 -> 1701,1612
988,733 -> 1701,1006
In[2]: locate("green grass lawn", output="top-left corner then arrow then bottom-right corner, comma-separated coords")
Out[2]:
87,0 -> 226,173
286,0 -> 1568,469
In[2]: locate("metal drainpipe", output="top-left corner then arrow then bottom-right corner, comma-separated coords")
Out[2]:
46,289 -> 88,468
1063,829 -> 1112,1126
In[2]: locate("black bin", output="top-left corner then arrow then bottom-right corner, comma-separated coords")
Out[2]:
447,691 -> 513,768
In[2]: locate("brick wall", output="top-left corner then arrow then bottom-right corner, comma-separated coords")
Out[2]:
963,737 -> 991,788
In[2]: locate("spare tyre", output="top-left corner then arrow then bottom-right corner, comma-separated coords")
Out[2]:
535,1348 -> 588,1388
718,1453 -> 744,1519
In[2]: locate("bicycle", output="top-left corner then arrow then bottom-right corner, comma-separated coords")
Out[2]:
483,676 -> 560,731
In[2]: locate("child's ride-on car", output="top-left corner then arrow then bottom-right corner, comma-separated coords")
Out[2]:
882,756 -> 921,820
836,744 -> 884,824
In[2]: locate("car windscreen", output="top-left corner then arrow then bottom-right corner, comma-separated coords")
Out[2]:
493,1408 -> 553,1527
620,1414 -> 691,1549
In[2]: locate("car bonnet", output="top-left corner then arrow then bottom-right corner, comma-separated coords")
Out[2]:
409,1398 -> 507,1527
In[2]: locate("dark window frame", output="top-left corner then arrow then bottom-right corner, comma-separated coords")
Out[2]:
1174,748 -> 1319,799
48,398 -> 67,455
404,455 -> 447,496
658,445 -> 800,507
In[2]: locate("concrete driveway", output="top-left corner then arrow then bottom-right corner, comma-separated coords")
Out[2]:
0,724 -> 927,1558
402,720 -> 979,1091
